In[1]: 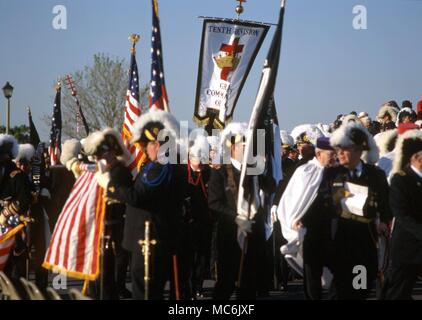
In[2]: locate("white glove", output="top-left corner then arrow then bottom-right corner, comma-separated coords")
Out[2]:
95,171 -> 111,189
40,188 -> 51,199
97,159 -> 107,173
65,157 -> 78,171
235,215 -> 255,236
0,213 -> 6,226
66,158 -> 81,179
271,205 -> 278,224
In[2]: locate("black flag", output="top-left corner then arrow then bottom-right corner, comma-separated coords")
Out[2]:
237,0 -> 286,249
28,107 -> 41,148
76,99 -> 90,136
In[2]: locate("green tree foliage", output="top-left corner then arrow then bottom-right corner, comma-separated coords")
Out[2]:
0,125 -> 30,143
45,53 -> 149,139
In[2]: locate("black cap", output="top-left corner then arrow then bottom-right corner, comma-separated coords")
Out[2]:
349,128 -> 369,150
139,121 -> 165,144
402,100 -> 413,110
316,137 -> 334,151
401,137 -> 422,169
96,133 -> 124,157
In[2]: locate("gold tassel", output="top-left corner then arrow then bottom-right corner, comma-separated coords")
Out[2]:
82,279 -> 89,295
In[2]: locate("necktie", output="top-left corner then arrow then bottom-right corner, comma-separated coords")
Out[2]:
351,169 -> 358,180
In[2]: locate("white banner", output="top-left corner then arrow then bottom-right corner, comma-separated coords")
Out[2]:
194,19 -> 269,129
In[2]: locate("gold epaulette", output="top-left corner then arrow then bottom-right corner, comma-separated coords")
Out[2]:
7,202 -> 20,215
398,170 -> 406,177
10,170 -> 20,178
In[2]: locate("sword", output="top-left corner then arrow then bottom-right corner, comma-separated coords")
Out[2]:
138,221 -> 156,300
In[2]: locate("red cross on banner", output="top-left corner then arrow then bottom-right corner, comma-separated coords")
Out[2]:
218,37 -> 244,80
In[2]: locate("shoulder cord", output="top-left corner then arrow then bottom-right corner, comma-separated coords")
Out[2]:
187,161 -> 207,199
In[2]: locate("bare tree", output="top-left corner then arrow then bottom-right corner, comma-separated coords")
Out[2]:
44,53 -> 148,139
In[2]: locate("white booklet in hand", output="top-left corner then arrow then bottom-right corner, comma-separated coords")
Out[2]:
340,182 -> 368,217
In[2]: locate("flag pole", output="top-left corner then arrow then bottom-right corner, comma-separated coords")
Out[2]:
235,0 -> 287,292
236,189 -> 253,289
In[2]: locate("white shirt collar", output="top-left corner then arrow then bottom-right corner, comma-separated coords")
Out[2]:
411,165 -> 422,179
231,158 -> 242,171
350,161 -> 363,178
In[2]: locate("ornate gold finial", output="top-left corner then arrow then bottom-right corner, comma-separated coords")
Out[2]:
153,0 -> 159,17
235,0 -> 246,19
129,34 -> 141,54
55,80 -> 61,92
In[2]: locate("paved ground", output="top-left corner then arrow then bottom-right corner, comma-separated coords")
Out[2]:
32,274 -> 422,300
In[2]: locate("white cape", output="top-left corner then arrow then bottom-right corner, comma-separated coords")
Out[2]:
277,158 -> 324,244
277,158 -> 332,288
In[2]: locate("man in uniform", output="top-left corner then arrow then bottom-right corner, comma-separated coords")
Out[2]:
382,129 -> 422,299
0,135 -> 32,293
377,101 -> 401,132
325,121 -> 392,299
278,137 -> 337,300
208,122 -> 263,299
15,143 -> 50,293
83,128 -> 133,299
177,135 -> 212,299
95,109 -> 180,300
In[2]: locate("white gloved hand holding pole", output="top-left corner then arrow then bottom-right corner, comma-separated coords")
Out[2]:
235,215 -> 255,236
271,205 -> 278,224
94,159 -> 111,189
95,171 -> 111,189
65,158 -> 81,179
0,213 -> 7,226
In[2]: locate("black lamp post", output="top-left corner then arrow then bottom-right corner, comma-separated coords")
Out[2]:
2,82 -> 14,134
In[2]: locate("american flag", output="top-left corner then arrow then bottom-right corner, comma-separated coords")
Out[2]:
122,42 -> 146,175
48,85 -> 62,166
43,169 -> 105,280
0,237 -> 14,271
150,0 -> 170,112
0,224 -> 26,271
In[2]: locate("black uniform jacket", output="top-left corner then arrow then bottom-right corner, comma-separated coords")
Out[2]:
324,162 -> 392,223
107,161 -> 175,252
0,160 -> 32,217
389,166 -> 422,265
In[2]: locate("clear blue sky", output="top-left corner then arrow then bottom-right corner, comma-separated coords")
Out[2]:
0,0 -> 421,141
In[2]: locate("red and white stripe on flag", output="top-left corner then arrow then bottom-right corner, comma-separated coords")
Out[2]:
48,145 -> 60,166
0,223 -> 27,271
43,170 -> 106,280
0,237 -> 14,271
122,90 -> 146,176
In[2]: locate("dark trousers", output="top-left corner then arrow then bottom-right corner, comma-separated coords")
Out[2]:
303,263 -> 323,300
91,221 -> 130,300
302,226 -> 334,300
213,220 -> 241,300
189,221 -> 212,294
177,222 -> 194,299
28,210 -> 49,292
4,232 -> 28,298
383,264 -> 421,300
271,221 -> 289,291
213,215 -> 268,300
130,242 -> 170,300
331,220 -> 378,300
